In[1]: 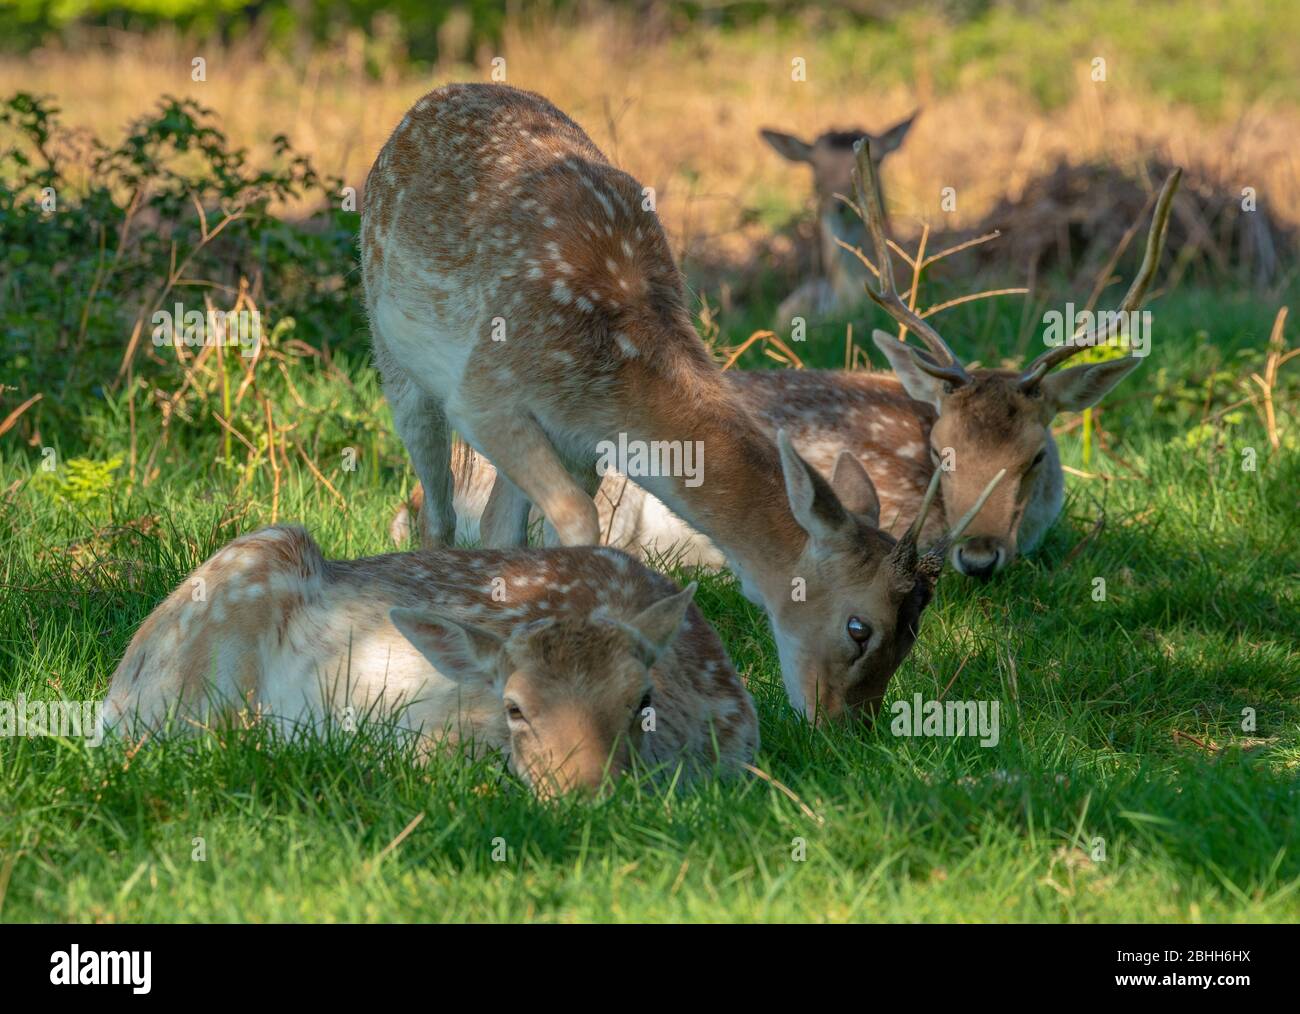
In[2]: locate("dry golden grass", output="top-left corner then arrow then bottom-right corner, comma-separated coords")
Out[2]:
6,13 -> 1298,269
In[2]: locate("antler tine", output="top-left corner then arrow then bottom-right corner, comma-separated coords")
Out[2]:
889,465 -> 942,579
904,465 -> 944,545
910,346 -> 973,388
945,468 -> 1007,543
1019,167 -> 1183,389
922,467 -> 1008,565
1114,167 -> 1182,315
852,138 -> 967,377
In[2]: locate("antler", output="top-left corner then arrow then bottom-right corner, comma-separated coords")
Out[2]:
918,468 -> 1008,577
909,346 -> 972,388
887,466 -> 940,577
1018,167 -> 1183,390
890,467 -> 1008,582
852,138 -> 969,385
904,466 -> 943,545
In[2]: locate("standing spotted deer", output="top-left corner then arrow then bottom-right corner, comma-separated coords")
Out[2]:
103,526 -> 758,797
392,146 -> 1180,583
362,83 -> 1003,722
760,114 -> 918,323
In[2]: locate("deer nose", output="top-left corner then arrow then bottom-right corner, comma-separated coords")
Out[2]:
804,681 -> 847,726
955,538 -> 1004,581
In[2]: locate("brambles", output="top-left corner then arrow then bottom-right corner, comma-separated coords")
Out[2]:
1,92 -> 376,496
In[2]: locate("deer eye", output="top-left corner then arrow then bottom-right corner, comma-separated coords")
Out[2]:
1030,449 -> 1046,469
847,616 -> 872,645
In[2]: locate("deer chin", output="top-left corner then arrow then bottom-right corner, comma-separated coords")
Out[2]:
801,666 -> 894,727
776,637 -> 894,726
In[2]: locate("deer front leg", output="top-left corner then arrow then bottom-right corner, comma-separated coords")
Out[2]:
541,464 -> 604,547
387,377 -> 456,546
469,413 -> 600,548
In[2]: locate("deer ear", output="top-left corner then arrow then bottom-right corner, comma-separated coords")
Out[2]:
390,607 -> 503,683
778,429 -> 850,544
831,450 -> 881,526
871,109 -> 919,155
760,128 -> 814,164
1038,356 -> 1143,413
625,582 -> 697,665
872,330 -> 944,409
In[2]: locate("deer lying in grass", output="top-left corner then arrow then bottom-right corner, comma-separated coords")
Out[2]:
850,149 -> 1182,578
362,83 -> 1003,722
760,115 -> 917,324
102,526 -> 758,797
391,142 -> 1180,583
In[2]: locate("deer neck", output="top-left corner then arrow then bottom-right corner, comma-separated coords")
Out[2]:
1017,433 -> 1064,553
619,344 -> 808,599
819,213 -> 871,308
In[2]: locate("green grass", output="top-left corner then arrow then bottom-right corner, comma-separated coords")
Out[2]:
1,276 -> 1297,923
715,0 -> 1300,116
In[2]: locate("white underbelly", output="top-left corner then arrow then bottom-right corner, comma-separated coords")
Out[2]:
371,254 -> 487,404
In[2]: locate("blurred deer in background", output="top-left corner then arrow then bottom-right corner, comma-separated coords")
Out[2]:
103,526 -> 758,798
760,113 -> 918,324
362,83 -> 1001,722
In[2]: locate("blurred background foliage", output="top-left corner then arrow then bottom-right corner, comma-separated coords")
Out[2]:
1,0 -> 1296,471
2,1 -> 1295,112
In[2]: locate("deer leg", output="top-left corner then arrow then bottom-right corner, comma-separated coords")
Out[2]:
388,482 -> 422,546
480,472 -> 531,548
470,414 -> 600,548
386,376 -> 456,546
541,463 -> 604,547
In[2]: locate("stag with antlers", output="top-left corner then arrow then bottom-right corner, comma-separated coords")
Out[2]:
853,139 -> 1181,577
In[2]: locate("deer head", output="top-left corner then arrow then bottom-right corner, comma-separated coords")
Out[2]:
854,137 -> 1181,579
761,115 -> 918,307
768,431 -> 1005,722
391,583 -> 697,797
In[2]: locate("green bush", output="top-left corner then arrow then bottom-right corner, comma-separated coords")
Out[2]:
0,91 -> 362,453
